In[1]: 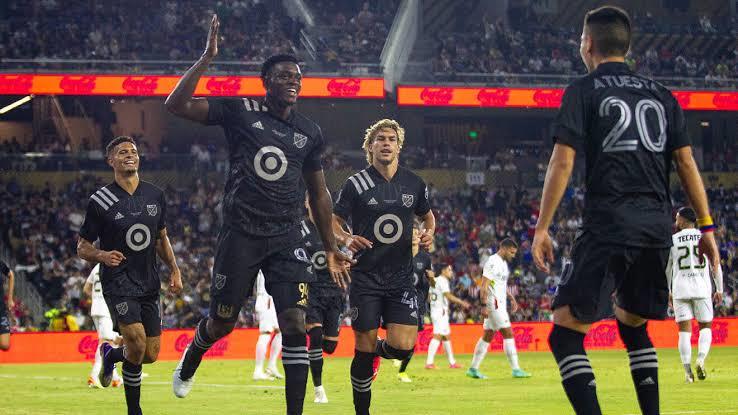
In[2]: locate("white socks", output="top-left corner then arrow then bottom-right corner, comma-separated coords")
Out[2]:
697,328 -> 711,366
442,340 -> 456,365
678,331 -> 692,366
503,338 -> 520,370
254,333 -> 271,374
268,332 -> 282,371
426,338 -> 441,365
470,339 -> 489,370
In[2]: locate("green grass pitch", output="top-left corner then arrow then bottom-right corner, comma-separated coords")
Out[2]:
1,348 -> 736,414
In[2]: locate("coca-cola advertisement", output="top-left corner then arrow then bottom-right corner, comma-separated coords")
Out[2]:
420,87 -> 454,105
490,326 -> 536,350
584,322 -> 619,348
477,88 -> 511,107
712,92 -> 738,110
122,76 -> 159,95
77,335 -> 99,360
205,77 -> 241,96
0,75 -> 33,94
174,333 -> 229,357
532,89 -> 564,107
327,79 -> 361,97
672,91 -> 692,109
59,75 -> 97,94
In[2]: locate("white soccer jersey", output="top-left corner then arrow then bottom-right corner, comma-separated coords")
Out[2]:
254,270 -> 268,297
482,253 -> 509,308
430,276 -> 450,315
666,229 -> 715,300
86,264 -> 110,317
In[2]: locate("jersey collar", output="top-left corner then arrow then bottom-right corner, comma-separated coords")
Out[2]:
595,61 -> 630,74
367,164 -> 399,183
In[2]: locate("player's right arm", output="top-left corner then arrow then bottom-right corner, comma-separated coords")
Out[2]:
164,14 -> 219,124
332,180 -> 373,253
77,197 -> 125,267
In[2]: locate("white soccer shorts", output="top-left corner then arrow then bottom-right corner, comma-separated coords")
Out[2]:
483,308 -> 511,331
255,296 -> 279,333
431,311 -> 451,336
673,298 -> 713,323
93,315 -> 118,341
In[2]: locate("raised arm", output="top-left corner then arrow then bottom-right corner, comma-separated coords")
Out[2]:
164,14 -> 219,124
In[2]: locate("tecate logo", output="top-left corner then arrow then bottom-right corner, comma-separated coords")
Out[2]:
420,87 -> 453,105
205,77 -> 241,95
78,335 -> 99,359
59,76 -> 97,94
0,75 -> 33,94
327,79 -> 361,97
174,334 -> 229,356
477,88 -> 511,106
122,77 -> 159,95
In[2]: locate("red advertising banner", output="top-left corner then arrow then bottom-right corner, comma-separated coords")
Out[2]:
0,74 -> 385,98
397,86 -> 738,111
2,318 -> 736,364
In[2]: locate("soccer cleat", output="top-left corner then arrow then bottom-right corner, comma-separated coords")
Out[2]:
449,363 -> 463,369
512,369 -> 532,378
265,367 -> 284,380
87,376 -> 102,389
685,372 -> 695,383
397,372 -> 412,383
372,355 -> 381,381
111,379 -> 122,388
253,371 -> 275,381
425,364 -> 438,370
313,385 -> 328,403
98,342 -> 115,388
392,359 -> 402,368
696,363 -> 707,381
172,344 -> 195,398
466,368 -> 488,379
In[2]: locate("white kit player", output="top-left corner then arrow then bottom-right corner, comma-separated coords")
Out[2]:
468,238 -> 531,379
426,263 -> 470,369
666,207 -> 724,383
252,270 -> 283,381
83,263 -> 123,388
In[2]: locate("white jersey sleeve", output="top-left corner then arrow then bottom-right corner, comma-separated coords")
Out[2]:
254,270 -> 268,297
88,264 -> 110,317
430,276 -> 450,315
669,229 -> 712,300
482,254 -> 509,306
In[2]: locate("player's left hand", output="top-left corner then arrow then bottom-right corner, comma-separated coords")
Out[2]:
7,298 -> 14,310
532,229 -> 554,274
169,268 -> 183,295
418,229 -> 434,249
327,250 -> 353,291
713,291 -> 723,305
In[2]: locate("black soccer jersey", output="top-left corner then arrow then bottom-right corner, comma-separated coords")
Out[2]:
206,98 -> 324,237
334,165 -> 431,288
79,181 -> 166,297
0,260 -> 8,307
300,219 -> 341,295
552,62 -> 690,248
412,250 -> 432,313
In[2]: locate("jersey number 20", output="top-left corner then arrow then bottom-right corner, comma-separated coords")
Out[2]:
599,97 -> 667,153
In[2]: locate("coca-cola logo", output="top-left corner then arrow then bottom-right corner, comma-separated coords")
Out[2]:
673,91 -> 691,109
712,93 -> 738,110
78,335 -> 99,359
174,334 -> 229,357
205,77 -> 241,95
533,89 -> 564,107
0,75 -> 33,94
692,321 -> 728,344
122,76 -> 159,95
420,87 -> 453,105
327,79 -> 361,97
415,327 -> 433,352
490,326 -> 536,350
584,322 -> 619,348
59,76 -> 97,94
477,88 -> 511,107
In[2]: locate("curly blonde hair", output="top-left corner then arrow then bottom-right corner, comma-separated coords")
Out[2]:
362,119 -> 405,164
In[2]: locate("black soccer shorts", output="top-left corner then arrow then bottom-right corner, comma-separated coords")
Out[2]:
104,293 -> 162,337
209,227 -> 313,322
552,231 -> 670,323
306,292 -> 345,337
349,276 -> 419,332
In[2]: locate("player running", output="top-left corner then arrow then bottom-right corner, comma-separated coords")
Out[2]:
468,239 -> 531,379
333,119 -> 435,415
83,263 -> 123,388
78,136 -> 183,415
395,224 -> 434,383
0,259 -> 14,351
532,7 -> 720,415
426,263 -> 469,370
666,207 -> 723,383
253,270 -> 283,381
303,196 -> 345,403
166,15 -> 351,415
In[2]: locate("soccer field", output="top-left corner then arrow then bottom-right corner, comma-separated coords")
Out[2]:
1,348 -> 736,415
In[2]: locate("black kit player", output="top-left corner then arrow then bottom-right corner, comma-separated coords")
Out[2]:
395,223 -> 434,383
77,136 -> 183,415
302,195 -> 345,404
0,259 -> 15,351
165,15 -> 351,415
332,119 -> 435,415
531,7 -> 720,415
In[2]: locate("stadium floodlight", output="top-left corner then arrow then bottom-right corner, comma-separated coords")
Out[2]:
0,95 -> 34,114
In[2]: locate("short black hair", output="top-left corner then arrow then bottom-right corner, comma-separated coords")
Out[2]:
106,136 -> 136,158
677,206 -> 697,224
500,238 -> 518,249
584,6 -> 631,57
261,54 -> 300,79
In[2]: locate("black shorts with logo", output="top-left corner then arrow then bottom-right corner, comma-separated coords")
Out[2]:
552,231 -> 670,324
104,293 -> 161,337
349,273 -> 419,332
210,227 -> 313,322
306,291 -> 345,337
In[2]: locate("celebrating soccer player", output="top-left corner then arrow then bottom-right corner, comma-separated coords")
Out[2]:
332,119 -> 435,415
77,136 -> 183,415
165,15 -> 351,415
532,6 -> 720,415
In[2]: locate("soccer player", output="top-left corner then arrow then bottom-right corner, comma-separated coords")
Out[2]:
165,15 -> 351,415
426,263 -> 469,370
396,224 -> 434,383
303,196 -> 345,403
77,135 -> 183,415
468,239 -> 531,379
0,259 -> 14,351
332,119 -> 435,415
666,207 -> 723,383
253,270 -> 283,381
531,7 -> 720,415
83,263 -> 123,388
